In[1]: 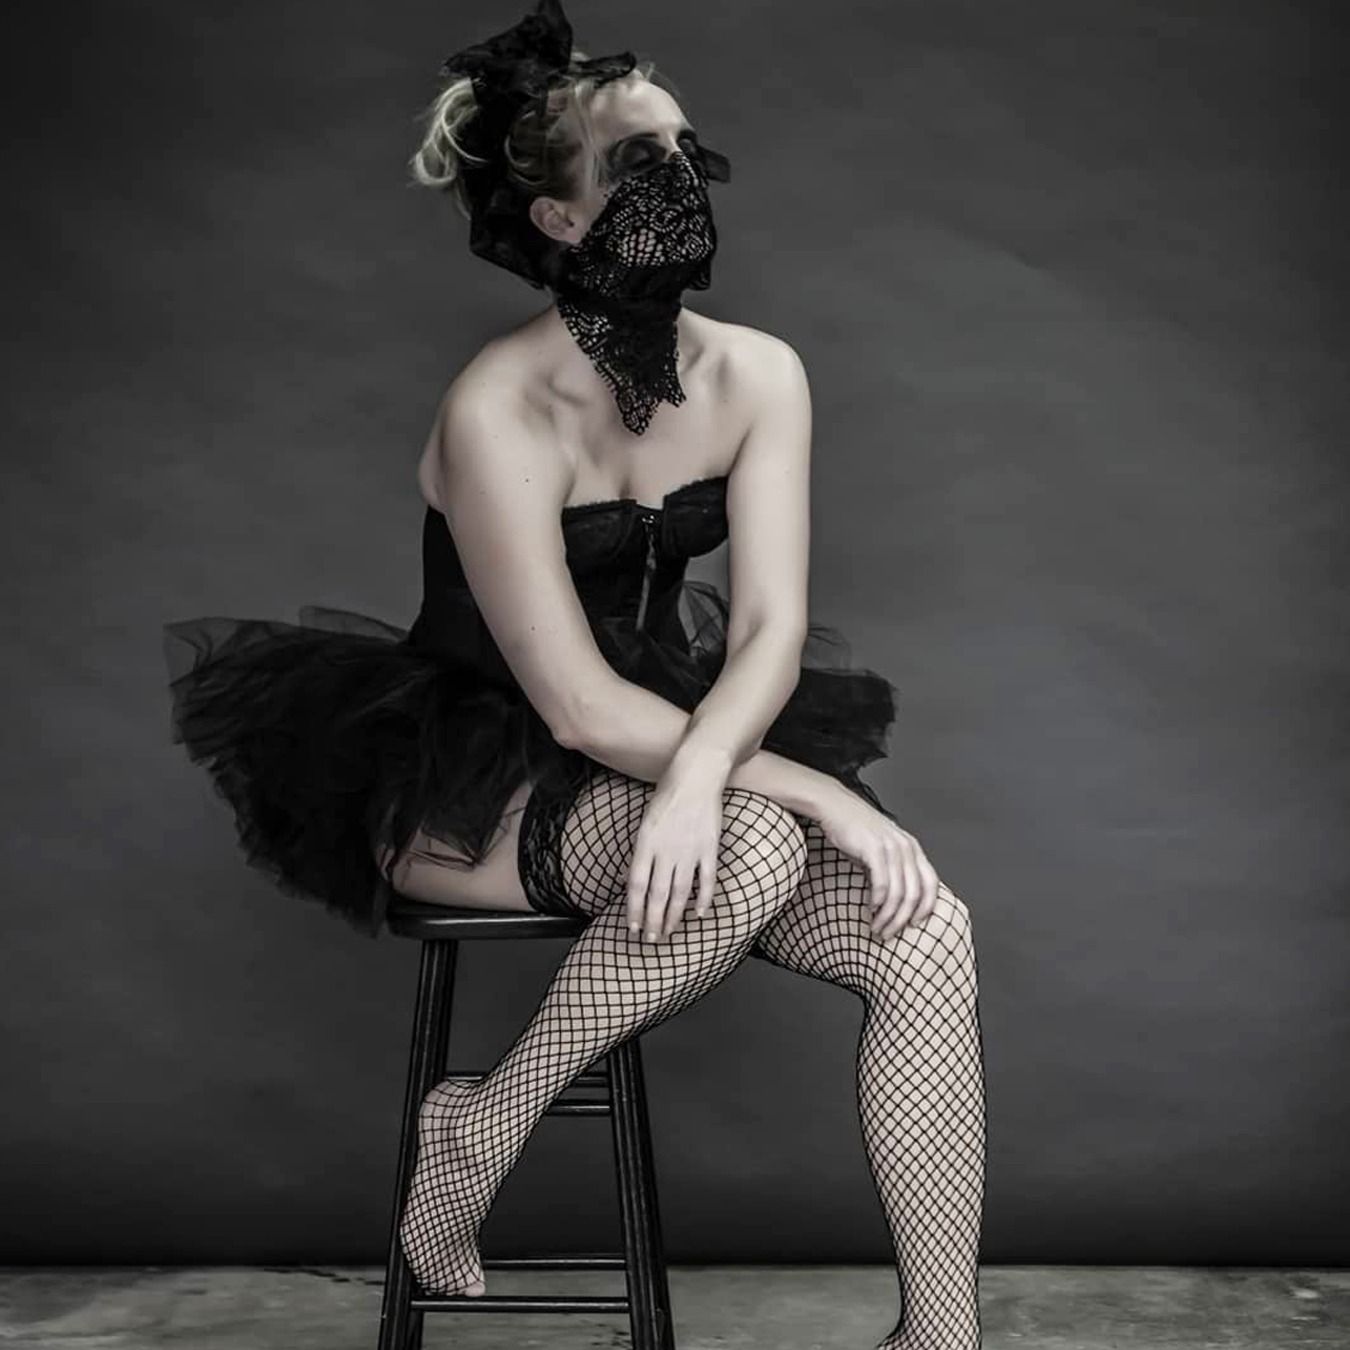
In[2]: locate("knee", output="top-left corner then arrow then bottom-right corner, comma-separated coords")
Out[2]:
880,881 -> 977,984
717,788 -> 808,910
936,882 -> 974,941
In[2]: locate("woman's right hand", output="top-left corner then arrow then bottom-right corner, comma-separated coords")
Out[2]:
626,755 -> 727,943
814,782 -> 941,937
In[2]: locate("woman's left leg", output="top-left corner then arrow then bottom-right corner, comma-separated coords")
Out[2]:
749,818 -> 987,1350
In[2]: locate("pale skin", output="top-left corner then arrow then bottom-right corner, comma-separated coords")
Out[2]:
378,74 -> 939,947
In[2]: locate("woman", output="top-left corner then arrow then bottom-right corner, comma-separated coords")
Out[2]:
162,3 -> 987,1346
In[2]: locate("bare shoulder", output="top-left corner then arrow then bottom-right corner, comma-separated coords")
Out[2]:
418,336 -> 561,516
717,319 -> 802,365
705,321 -> 807,450
712,320 -> 806,405
441,333 -> 529,413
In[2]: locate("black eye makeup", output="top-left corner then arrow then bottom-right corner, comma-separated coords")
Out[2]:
605,129 -> 702,180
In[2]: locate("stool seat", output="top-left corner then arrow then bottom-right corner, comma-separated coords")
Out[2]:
385,897 -> 587,941
376,891 -> 675,1350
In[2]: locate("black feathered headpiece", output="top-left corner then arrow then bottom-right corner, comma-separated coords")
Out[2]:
438,0 -> 730,289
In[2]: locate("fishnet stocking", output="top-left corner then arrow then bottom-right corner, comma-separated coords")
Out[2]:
751,820 -> 987,1350
398,771 -> 808,1296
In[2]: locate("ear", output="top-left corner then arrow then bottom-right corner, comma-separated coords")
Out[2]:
528,195 -> 582,245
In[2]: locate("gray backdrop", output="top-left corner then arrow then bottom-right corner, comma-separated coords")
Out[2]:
6,0 -> 1346,1264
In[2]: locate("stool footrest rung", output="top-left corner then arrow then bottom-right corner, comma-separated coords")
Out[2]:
379,939 -> 674,1349
410,1293 -> 631,1313
545,1100 -> 611,1116
483,1253 -> 626,1270
449,1067 -> 611,1089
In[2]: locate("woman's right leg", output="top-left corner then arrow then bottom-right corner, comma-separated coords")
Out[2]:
399,769 -> 808,1296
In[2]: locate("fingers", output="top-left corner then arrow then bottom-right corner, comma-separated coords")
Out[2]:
674,848 -> 718,930
668,855 -> 718,933
913,858 -> 941,925
694,852 -> 716,920
629,856 -> 717,942
661,858 -> 697,937
626,847 -> 655,938
867,836 -> 904,935
870,832 -> 942,940
643,865 -> 674,943
865,848 -> 892,935
626,841 -> 679,943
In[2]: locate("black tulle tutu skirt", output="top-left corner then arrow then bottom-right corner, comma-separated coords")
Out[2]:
162,578 -> 899,937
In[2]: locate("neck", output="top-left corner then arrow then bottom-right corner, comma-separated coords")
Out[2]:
538,301 -> 700,400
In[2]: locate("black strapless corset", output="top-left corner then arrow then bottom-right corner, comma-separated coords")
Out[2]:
162,473 -> 899,936
407,474 -> 731,675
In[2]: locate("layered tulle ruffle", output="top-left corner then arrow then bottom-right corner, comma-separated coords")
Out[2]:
162,577 -> 898,937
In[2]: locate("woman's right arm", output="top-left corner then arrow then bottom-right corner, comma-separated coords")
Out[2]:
430,380 -> 616,750
431,377 -> 869,934
434,380 -> 835,802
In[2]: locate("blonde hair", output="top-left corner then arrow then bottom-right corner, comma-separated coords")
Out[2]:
408,51 -> 665,219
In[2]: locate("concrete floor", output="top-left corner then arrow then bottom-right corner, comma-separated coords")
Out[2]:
0,1265 -> 1346,1348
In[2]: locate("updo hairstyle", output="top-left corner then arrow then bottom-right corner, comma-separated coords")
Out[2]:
408,51 -> 664,215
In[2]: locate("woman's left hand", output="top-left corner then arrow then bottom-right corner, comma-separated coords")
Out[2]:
813,782 -> 941,937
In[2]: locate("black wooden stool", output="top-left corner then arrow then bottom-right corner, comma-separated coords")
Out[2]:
376,898 -> 676,1350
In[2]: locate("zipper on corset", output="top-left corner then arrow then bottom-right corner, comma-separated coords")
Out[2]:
634,506 -> 660,633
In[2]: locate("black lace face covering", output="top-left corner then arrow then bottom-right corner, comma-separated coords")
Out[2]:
551,149 -> 720,436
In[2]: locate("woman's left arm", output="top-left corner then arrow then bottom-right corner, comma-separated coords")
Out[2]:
671,332 -> 813,782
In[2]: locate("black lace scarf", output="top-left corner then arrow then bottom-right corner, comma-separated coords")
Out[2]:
550,151 -> 723,435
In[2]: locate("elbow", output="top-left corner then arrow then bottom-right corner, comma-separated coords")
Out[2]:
551,678 -> 611,755
551,714 -> 587,753
729,611 -> 807,662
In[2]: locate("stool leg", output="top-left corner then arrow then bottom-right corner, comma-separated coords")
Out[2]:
376,938 -> 459,1350
609,1036 -> 676,1350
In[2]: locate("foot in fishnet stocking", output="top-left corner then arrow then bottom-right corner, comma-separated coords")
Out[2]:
751,819 -> 987,1350
398,772 -> 807,1296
